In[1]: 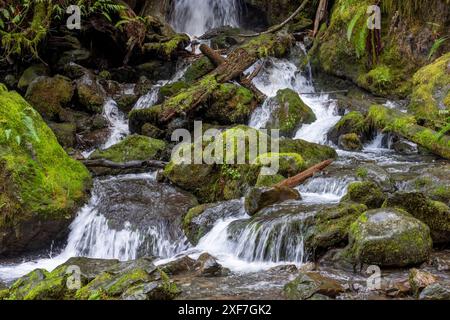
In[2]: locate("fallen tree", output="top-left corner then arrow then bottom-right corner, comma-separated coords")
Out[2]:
368,105 -> 450,160
82,159 -> 167,170
275,159 -> 334,188
129,32 -> 294,132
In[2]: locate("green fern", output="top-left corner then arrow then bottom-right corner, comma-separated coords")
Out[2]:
428,37 -> 448,60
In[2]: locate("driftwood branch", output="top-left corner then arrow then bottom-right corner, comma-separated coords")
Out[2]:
275,159 -> 334,188
82,159 -> 167,170
199,44 -> 226,66
239,0 -> 310,37
313,0 -> 328,37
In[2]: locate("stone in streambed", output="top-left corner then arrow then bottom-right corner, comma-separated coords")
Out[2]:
338,133 -> 363,151
344,208 -> 432,267
195,253 -> 228,277
383,192 -> 450,244
342,181 -> 386,209
284,272 -> 345,300
245,186 -> 301,216
419,283 -> 450,300
408,269 -> 438,297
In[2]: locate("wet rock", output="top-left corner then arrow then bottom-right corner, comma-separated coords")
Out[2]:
431,255 -> 450,272
408,269 -> 438,297
159,256 -> 196,276
383,192 -> 450,244
338,133 -> 363,151
57,48 -> 91,68
0,88 -> 91,257
345,209 -> 432,267
18,64 -> 48,91
200,26 -> 242,50
419,283 -> 450,300
342,181 -> 386,209
195,253 -> 227,277
76,72 -> 106,114
141,123 -> 165,139
278,138 -> 337,168
327,111 -> 369,144
25,75 -> 74,120
61,257 -> 120,282
48,122 -> 77,149
284,272 -> 345,300
183,57 -> 215,83
245,186 -> 301,216
265,89 -> 316,136
61,62 -> 89,80
355,163 -> 395,192
304,202 -> 368,257
184,199 -> 244,245
392,139 -> 418,155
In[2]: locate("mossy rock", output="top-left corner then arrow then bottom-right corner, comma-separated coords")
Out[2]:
48,122 -> 77,149
342,181 -> 386,209
255,152 -> 306,177
25,75 -> 74,120
338,133 -> 363,151
89,135 -> 166,163
18,64 -> 48,91
255,173 -> 285,188
143,34 -> 191,60
304,202 -> 368,256
278,138 -> 337,167
76,73 -> 105,114
345,208 -> 432,267
159,81 -> 190,100
284,272 -> 344,300
383,192 -> 450,244
265,89 -> 316,136
328,111 -> 369,144
0,88 -> 91,256
409,53 -> 450,129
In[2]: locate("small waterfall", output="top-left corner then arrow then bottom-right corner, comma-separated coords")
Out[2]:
171,0 -> 241,36
298,177 -> 353,203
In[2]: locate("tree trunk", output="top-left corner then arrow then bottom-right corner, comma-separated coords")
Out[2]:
368,105 -> 450,160
275,159 -> 334,188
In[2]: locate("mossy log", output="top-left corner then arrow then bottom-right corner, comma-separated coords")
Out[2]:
129,33 -> 293,131
368,105 -> 450,160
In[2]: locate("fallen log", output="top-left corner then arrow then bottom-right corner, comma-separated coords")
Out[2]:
275,159 -> 334,188
82,159 -> 167,170
368,105 -> 450,160
199,44 -> 226,66
313,0 -> 328,37
239,0 -> 310,37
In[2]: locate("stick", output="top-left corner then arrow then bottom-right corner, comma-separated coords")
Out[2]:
239,0 -> 310,37
82,159 -> 167,170
275,159 -> 333,188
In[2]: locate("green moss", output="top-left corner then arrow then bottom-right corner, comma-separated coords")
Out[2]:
255,173 -> 285,188
278,139 -> 337,167
89,135 -> 166,163
0,89 -> 91,229
356,167 -> 368,179
342,181 -> 386,209
183,57 -> 215,84
255,152 -> 306,177
144,34 -> 190,59
159,81 -> 189,100
409,53 -> 450,128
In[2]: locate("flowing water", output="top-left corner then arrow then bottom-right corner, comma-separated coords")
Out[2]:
0,2 -> 446,290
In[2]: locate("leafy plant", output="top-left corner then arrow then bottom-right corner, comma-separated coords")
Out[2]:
428,37 -> 448,61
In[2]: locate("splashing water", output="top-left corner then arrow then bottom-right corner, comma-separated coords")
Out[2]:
171,0 -> 241,36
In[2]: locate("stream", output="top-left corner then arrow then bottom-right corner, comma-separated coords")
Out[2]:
0,0 -> 449,299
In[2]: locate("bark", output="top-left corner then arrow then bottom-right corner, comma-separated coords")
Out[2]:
82,159 -> 167,170
275,159 -> 334,188
199,44 -> 226,66
313,0 -> 328,37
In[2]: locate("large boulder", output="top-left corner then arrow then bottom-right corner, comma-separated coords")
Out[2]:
76,73 -> 106,114
25,75 -> 74,120
265,89 -> 316,136
244,186 -> 301,215
345,209 -> 433,267
0,87 -> 91,257
383,192 -> 450,244
327,111 -> 369,145
18,64 -> 48,91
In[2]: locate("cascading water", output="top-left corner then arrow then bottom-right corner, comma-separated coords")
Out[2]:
171,0 -> 241,36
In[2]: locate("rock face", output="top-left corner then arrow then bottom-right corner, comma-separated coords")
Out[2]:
284,272 -> 345,300
0,87 -> 91,257
345,209 -> 433,267
0,257 -> 179,300
244,186 -> 301,216
383,192 -> 450,244
25,75 -> 74,120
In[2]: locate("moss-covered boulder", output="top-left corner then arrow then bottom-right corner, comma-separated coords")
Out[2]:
0,88 -> 91,256
244,186 -> 301,216
327,111 -> 369,144
90,135 -> 166,163
383,192 -> 450,244
284,272 -> 345,300
304,202 -> 368,257
182,56 -> 215,84
143,33 -> 190,60
342,181 -> 386,209
76,73 -> 105,114
48,122 -> 77,149
25,75 -> 74,120
338,133 -> 363,151
409,53 -> 450,129
345,208 -> 433,267
355,163 -> 395,192
164,126 -> 336,203
265,89 -> 316,136
255,152 -> 306,177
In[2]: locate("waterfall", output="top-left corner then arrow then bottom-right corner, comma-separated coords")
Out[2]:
171,0 -> 241,36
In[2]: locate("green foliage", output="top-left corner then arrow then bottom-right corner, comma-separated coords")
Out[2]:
428,37 -> 448,61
